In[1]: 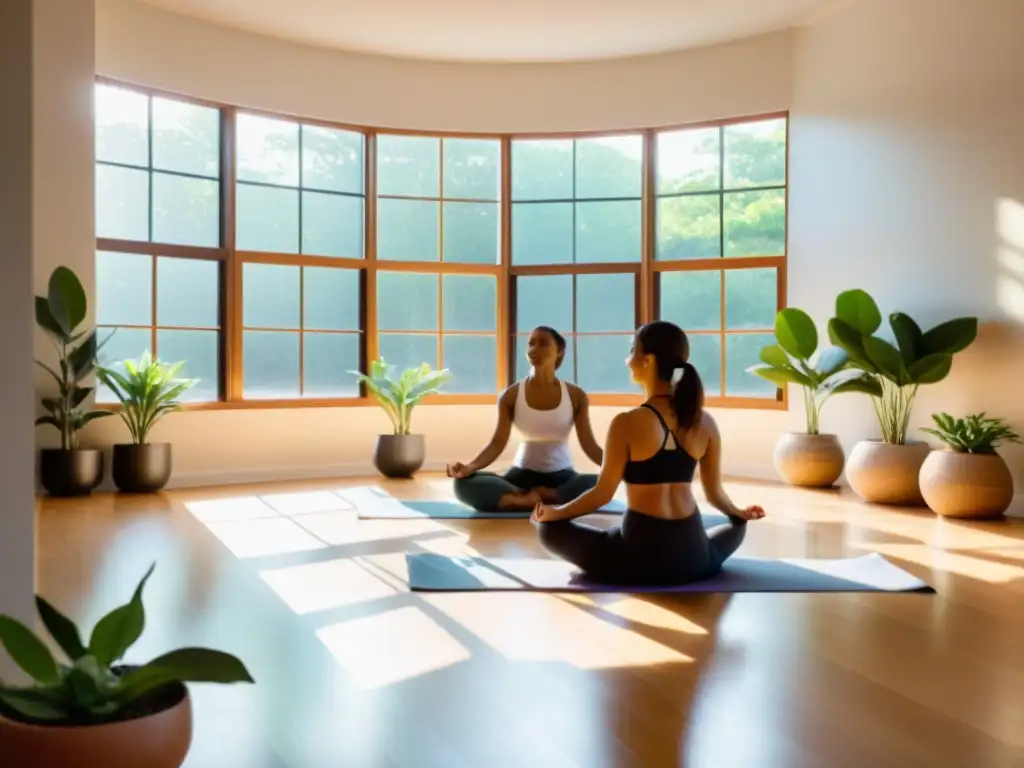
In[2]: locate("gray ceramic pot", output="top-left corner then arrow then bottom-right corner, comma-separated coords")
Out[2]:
39,448 -> 104,497
112,443 -> 173,493
373,434 -> 425,479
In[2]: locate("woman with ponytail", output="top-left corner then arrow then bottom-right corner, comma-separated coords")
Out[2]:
531,321 -> 765,585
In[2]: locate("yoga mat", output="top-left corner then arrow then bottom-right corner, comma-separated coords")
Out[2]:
343,486 -> 635,520
405,552 -> 935,593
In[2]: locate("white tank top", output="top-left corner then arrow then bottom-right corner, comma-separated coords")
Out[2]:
512,379 -> 575,473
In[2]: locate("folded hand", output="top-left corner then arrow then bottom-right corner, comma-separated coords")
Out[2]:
446,462 -> 472,479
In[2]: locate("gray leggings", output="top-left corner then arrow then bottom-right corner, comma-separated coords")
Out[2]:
453,467 -> 598,511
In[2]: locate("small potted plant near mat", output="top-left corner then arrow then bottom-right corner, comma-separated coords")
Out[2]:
0,563 -> 253,768
827,289 -> 977,505
351,357 -> 452,479
35,266 -> 114,496
919,413 -> 1020,518
748,307 -> 873,488
96,352 -> 197,493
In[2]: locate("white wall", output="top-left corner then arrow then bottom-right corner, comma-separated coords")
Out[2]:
789,0 -> 1024,491
71,0 -> 794,486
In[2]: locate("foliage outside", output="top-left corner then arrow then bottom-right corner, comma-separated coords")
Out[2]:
826,289 -> 978,445
921,413 -> 1021,455
350,358 -> 453,435
747,307 -> 872,434
0,564 -> 253,726
96,352 -> 197,444
35,267 -> 114,449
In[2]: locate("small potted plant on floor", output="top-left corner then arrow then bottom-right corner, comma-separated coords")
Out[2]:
96,352 -> 197,493
0,563 -> 253,768
748,307 -> 874,487
350,357 -> 452,478
827,289 -> 977,505
35,266 -> 114,496
919,413 -> 1020,518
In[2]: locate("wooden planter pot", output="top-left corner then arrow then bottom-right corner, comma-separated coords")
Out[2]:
773,432 -> 846,488
919,450 -> 1015,519
845,440 -> 931,506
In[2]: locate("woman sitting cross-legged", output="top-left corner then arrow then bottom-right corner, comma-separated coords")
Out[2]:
446,326 -> 604,511
531,321 -> 765,586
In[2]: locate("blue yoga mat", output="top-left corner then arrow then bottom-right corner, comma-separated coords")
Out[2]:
344,486 -> 639,520
405,552 -> 934,594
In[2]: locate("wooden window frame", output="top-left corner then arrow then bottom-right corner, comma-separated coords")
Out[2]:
94,76 -> 787,412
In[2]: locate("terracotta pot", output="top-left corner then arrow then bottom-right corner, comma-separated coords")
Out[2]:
0,684 -> 192,768
773,432 -> 845,488
845,440 -> 931,506
919,450 -> 1015,519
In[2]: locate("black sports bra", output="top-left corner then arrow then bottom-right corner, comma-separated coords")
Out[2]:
622,402 -> 699,485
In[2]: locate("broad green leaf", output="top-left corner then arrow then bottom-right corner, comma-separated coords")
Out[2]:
747,364 -> 814,388
814,346 -> 848,376
88,563 -> 155,666
0,687 -> 67,721
35,297 -> 66,340
35,596 -> 87,661
0,616 -> 60,685
908,353 -> 952,384
862,337 -> 909,384
34,415 -> 60,429
920,317 -> 978,356
828,376 -> 883,397
758,344 -> 790,368
889,312 -> 923,366
774,308 -> 818,360
68,333 -> 98,381
47,266 -> 87,336
835,289 -> 881,335
118,647 -> 254,703
827,318 -> 872,368
35,360 -> 64,390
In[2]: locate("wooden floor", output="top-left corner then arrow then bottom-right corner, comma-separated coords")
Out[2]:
36,475 -> 1024,768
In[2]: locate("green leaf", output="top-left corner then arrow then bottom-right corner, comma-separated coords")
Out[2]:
814,346 -> 848,376
907,353 -> 952,384
747,364 -> 814,388
827,318 -> 872,367
88,563 -> 155,666
758,344 -> 790,368
828,376 -> 883,397
34,415 -> 60,429
35,360 -> 65,390
68,332 -> 98,381
862,337 -> 909,384
47,266 -> 87,336
774,308 -> 818,360
835,289 -> 881,335
920,317 -> 978,356
0,687 -> 67,722
117,647 -> 254,702
35,297 -> 66,340
0,616 -> 60,685
35,597 -> 87,661
889,313 -> 923,367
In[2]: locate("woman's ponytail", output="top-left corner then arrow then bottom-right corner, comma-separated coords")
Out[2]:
671,360 -> 704,431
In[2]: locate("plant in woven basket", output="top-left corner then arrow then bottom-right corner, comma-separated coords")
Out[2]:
921,413 -> 1021,455
0,564 -> 253,726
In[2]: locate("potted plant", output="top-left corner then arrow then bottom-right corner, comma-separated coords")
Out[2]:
35,266 -> 115,496
96,352 -> 197,493
350,357 -> 452,478
827,289 -> 978,505
0,563 -> 253,768
747,307 -> 873,487
918,413 -> 1020,518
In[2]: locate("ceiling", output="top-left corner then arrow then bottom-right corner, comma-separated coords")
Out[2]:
134,0 -> 841,63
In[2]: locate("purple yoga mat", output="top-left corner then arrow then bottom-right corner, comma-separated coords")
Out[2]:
405,552 -> 934,593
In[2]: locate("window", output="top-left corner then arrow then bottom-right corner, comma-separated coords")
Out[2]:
654,117 -> 787,402
374,135 -> 502,394
510,135 -> 642,392
93,83 -> 223,403
93,79 -> 786,410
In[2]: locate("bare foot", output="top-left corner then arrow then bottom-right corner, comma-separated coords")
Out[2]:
498,490 -> 543,510
534,486 -> 559,503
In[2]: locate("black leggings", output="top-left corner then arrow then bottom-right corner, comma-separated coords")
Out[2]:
454,467 -> 597,511
536,508 -> 747,585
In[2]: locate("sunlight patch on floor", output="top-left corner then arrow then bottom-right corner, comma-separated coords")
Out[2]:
260,557 -> 398,614
581,596 -> 710,635
204,517 -> 327,558
293,512 -> 450,546
422,593 -> 691,669
870,543 -> 1024,585
185,496 -> 279,523
317,606 -> 472,689
259,490 -> 353,516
